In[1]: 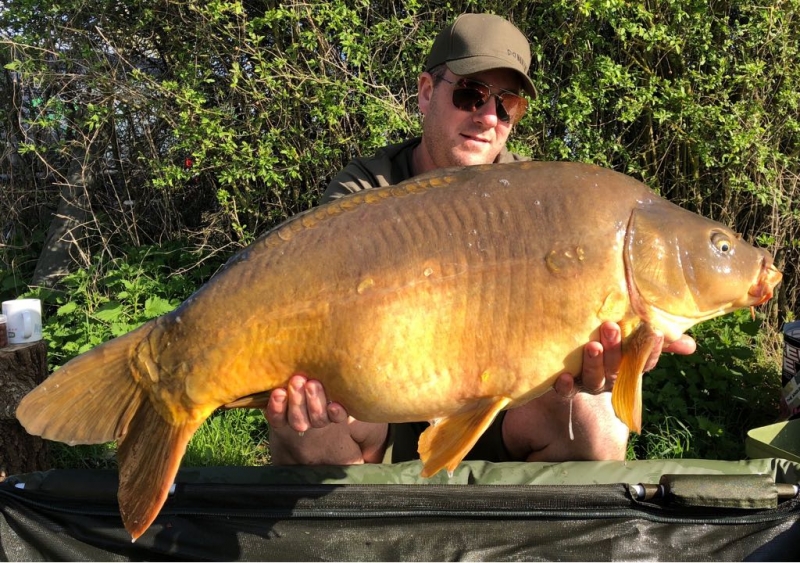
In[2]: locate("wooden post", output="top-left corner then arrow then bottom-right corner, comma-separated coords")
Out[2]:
0,341 -> 49,478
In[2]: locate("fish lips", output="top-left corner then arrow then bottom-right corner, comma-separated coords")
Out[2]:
748,260 -> 782,306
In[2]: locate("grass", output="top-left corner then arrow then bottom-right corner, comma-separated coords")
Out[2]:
627,416 -> 694,460
183,408 -> 271,467
627,310 -> 784,461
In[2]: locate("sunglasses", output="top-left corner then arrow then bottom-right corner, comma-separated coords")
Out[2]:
438,76 -> 528,125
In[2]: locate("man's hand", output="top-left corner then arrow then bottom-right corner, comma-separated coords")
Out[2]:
266,374 -> 348,433
553,321 -> 696,397
264,375 -> 388,466
505,322 -> 697,462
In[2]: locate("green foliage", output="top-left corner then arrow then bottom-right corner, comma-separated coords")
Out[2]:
628,416 -> 693,460
24,243 -> 222,370
2,1 -> 797,299
18,240 -> 271,468
512,0 -> 800,315
630,309 -> 782,461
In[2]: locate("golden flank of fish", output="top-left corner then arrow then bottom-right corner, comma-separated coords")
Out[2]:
16,161 -> 781,540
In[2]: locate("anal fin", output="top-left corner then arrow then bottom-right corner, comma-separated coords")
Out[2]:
418,396 -> 511,478
611,322 -> 658,434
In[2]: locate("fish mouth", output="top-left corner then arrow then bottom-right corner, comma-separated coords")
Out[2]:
748,258 -> 782,306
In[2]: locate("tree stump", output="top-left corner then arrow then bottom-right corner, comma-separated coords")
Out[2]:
0,341 -> 49,478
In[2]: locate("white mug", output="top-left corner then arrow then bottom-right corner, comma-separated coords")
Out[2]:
2,298 -> 43,344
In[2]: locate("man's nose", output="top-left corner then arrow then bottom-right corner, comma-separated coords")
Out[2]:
473,97 -> 500,127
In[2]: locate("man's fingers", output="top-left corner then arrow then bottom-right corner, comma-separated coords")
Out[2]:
326,401 -> 349,424
599,322 -> 622,380
264,374 -> 347,432
305,379 -> 332,428
641,333 -> 696,372
577,322 -> 624,394
264,387 -> 289,427
553,372 -> 577,398
580,341 -> 606,392
556,324 -> 693,402
286,375 -> 311,432
664,334 -> 697,356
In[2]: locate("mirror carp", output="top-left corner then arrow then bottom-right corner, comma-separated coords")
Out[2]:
16,161 -> 781,540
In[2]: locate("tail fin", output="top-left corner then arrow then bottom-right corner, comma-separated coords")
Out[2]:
16,323 -> 152,444
15,322 -> 203,541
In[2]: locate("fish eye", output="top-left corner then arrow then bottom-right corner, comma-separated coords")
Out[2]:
711,232 -> 733,253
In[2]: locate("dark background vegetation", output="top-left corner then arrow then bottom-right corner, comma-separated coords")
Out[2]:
1,0 -> 798,463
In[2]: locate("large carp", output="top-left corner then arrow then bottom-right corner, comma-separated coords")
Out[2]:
17,161 -> 780,540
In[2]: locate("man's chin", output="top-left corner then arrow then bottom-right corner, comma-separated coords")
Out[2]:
450,150 -> 497,168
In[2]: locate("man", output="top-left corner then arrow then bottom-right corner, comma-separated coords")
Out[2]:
264,14 -> 695,466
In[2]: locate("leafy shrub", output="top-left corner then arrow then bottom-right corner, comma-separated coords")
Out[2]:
631,310 -> 782,460
25,243 -> 222,370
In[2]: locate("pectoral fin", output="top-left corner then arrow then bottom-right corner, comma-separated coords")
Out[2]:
417,396 -> 511,478
611,322 -> 659,434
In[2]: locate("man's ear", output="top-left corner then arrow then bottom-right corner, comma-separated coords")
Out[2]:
417,72 -> 435,115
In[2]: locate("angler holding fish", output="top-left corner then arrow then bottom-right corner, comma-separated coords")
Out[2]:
265,13 -> 696,468
15,14 -> 781,543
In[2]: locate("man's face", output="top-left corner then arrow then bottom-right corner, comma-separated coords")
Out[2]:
417,67 -> 522,171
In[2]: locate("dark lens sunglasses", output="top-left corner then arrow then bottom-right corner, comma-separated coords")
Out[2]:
439,76 -> 528,125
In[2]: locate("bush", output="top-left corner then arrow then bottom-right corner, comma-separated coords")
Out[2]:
631,310 -> 782,460
22,243 -> 221,370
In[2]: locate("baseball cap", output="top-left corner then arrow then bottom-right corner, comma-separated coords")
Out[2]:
425,13 -> 536,98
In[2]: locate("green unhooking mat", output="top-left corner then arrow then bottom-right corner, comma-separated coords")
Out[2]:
1,459 -> 799,561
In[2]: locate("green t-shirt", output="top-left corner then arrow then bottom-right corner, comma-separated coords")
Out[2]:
322,138 -> 529,463
322,137 -> 528,202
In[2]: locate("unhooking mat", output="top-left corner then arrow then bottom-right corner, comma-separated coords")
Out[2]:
1,458 -> 799,561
